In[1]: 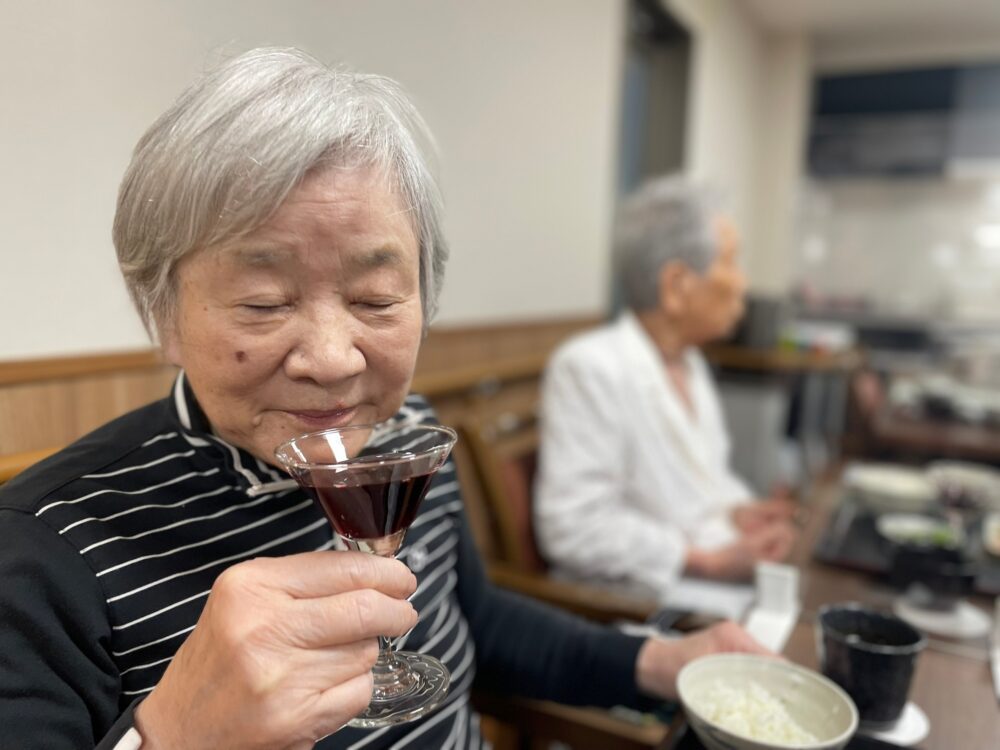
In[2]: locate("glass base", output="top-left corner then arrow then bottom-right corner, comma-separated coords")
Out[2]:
348,652 -> 450,728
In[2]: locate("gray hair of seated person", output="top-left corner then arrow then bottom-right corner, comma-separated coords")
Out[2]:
113,46 -> 447,337
613,175 -> 718,312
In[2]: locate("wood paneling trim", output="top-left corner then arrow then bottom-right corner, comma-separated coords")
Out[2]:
0,350 -> 169,387
704,344 -> 863,373
412,353 -> 548,398
0,315 -> 601,388
0,316 -> 599,455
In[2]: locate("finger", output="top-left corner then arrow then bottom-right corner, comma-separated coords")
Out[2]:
254,551 -> 418,600
285,639 -> 381,691
739,634 -> 774,656
308,671 -> 377,741
763,535 -> 793,560
714,622 -> 772,656
291,589 -> 418,648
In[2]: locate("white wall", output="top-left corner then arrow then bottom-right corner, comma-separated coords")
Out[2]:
665,0 -> 811,294
798,26 -> 1000,321
0,0 -> 626,360
794,178 -> 1000,322
752,34 -> 812,295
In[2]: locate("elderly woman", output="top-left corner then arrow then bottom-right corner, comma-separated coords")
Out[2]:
535,176 -> 798,600
0,51 -> 767,749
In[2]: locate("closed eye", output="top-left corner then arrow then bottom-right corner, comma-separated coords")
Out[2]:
241,303 -> 290,313
354,299 -> 397,310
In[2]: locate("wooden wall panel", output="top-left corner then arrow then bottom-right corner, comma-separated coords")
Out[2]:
417,316 -> 600,373
0,316 -> 599,457
0,368 -> 177,455
0,381 -> 77,455
71,369 -> 179,438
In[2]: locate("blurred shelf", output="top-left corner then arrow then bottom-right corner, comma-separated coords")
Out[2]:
704,345 -> 863,374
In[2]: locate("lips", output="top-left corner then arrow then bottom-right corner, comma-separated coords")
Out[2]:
285,407 -> 358,430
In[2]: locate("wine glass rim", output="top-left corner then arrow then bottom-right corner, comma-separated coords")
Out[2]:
274,422 -> 457,471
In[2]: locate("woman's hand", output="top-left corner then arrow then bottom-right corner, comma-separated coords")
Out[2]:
134,551 -> 418,750
636,621 -> 772,700
731,498 -> 799,534
686,522 -> 798,580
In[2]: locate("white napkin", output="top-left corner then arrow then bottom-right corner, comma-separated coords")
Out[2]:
743,562 -> 801,653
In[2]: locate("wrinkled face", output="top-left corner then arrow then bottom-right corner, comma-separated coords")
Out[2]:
162,167 -> 423,465
682,217 -> 747,344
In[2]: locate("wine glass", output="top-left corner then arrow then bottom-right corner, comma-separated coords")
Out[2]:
275,421 -> 457,728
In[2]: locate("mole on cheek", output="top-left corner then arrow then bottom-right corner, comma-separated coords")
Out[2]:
235,351 -> 247,363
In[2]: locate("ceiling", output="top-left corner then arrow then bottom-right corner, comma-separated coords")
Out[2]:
742,0 -> 1000,38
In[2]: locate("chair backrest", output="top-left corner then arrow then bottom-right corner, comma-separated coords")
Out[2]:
0,447 -> 57,486
459,383 -> 547,573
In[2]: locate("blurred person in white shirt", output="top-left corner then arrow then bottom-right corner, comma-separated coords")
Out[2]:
535,175 -> 797,600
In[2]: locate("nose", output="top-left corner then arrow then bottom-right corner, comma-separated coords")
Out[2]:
283,305 -> 366,386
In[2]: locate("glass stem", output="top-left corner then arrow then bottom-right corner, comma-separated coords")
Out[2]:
340,538 -> 416,701
371,636 -> 416,701
378,635 -> 398,663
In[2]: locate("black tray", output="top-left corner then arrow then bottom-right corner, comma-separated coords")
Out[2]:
667,722 -> 911,750
812,497 -> 1000,597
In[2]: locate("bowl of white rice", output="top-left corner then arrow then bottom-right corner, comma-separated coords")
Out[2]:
677,654 -> 858,750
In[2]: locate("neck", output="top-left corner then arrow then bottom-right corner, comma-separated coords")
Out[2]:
633,309 -> 688,363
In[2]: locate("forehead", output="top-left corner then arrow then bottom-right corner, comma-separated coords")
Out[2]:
230,166 -> 418,262
276,167 -> 412,231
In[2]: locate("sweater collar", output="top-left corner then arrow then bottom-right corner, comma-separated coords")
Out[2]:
170,372 -> 299,497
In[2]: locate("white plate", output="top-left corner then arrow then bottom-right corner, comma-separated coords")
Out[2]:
875,513 -> 961,548
893,598 -> 992,640
860,702 -> 930,747
844,464 -> 936,514
928,461 -> 1000,512
983,512 -> 1000,556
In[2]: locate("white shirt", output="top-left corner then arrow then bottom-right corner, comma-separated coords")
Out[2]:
534,312 -> 753,598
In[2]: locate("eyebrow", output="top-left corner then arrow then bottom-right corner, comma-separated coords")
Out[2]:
224,243 -> 407,272
227,245 -> 293,268
348,247 -> 406,271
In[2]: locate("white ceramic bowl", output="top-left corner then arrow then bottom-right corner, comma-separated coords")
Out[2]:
875,512 -> 962,549
677,654 -> 858,750
928,461 -> 1000,513
983,512 -> 1000,557
844,463 -> 936,515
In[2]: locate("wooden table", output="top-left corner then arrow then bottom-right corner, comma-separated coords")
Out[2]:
781,482 -> 1000,750
868,410 -> 1000,465
704,345 -> 863,374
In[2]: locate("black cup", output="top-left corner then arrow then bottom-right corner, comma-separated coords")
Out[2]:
888,542 -> 977,611
816,603 -> 925,728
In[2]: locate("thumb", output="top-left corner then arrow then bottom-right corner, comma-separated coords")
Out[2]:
306,670 -> 376,741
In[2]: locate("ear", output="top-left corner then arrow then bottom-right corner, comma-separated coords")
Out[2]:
657,261 -> 691,317
158,315 -> 184,368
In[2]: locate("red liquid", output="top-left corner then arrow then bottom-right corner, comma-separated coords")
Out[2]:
304,473 -> 435,540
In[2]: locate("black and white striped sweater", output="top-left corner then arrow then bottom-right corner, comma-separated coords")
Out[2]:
0,375 -> 646,749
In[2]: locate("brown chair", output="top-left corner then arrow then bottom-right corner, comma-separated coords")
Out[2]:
456,381 -> 661,624
452,385 -> 682,750
0,447 -> 57,485
461,382 -> 546,571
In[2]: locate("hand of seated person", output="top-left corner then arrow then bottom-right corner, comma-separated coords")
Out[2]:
636,621 -> 773,701
686,521 -> 798,581
135,551 -> 418,750
731,496 -> 799,534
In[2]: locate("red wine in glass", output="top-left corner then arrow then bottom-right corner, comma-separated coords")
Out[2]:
275,422 -> 456,728
303,472 -> 435,541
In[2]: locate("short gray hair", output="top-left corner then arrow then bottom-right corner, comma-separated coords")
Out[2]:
114,47 -> 447,336
614,175 -> 717,311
